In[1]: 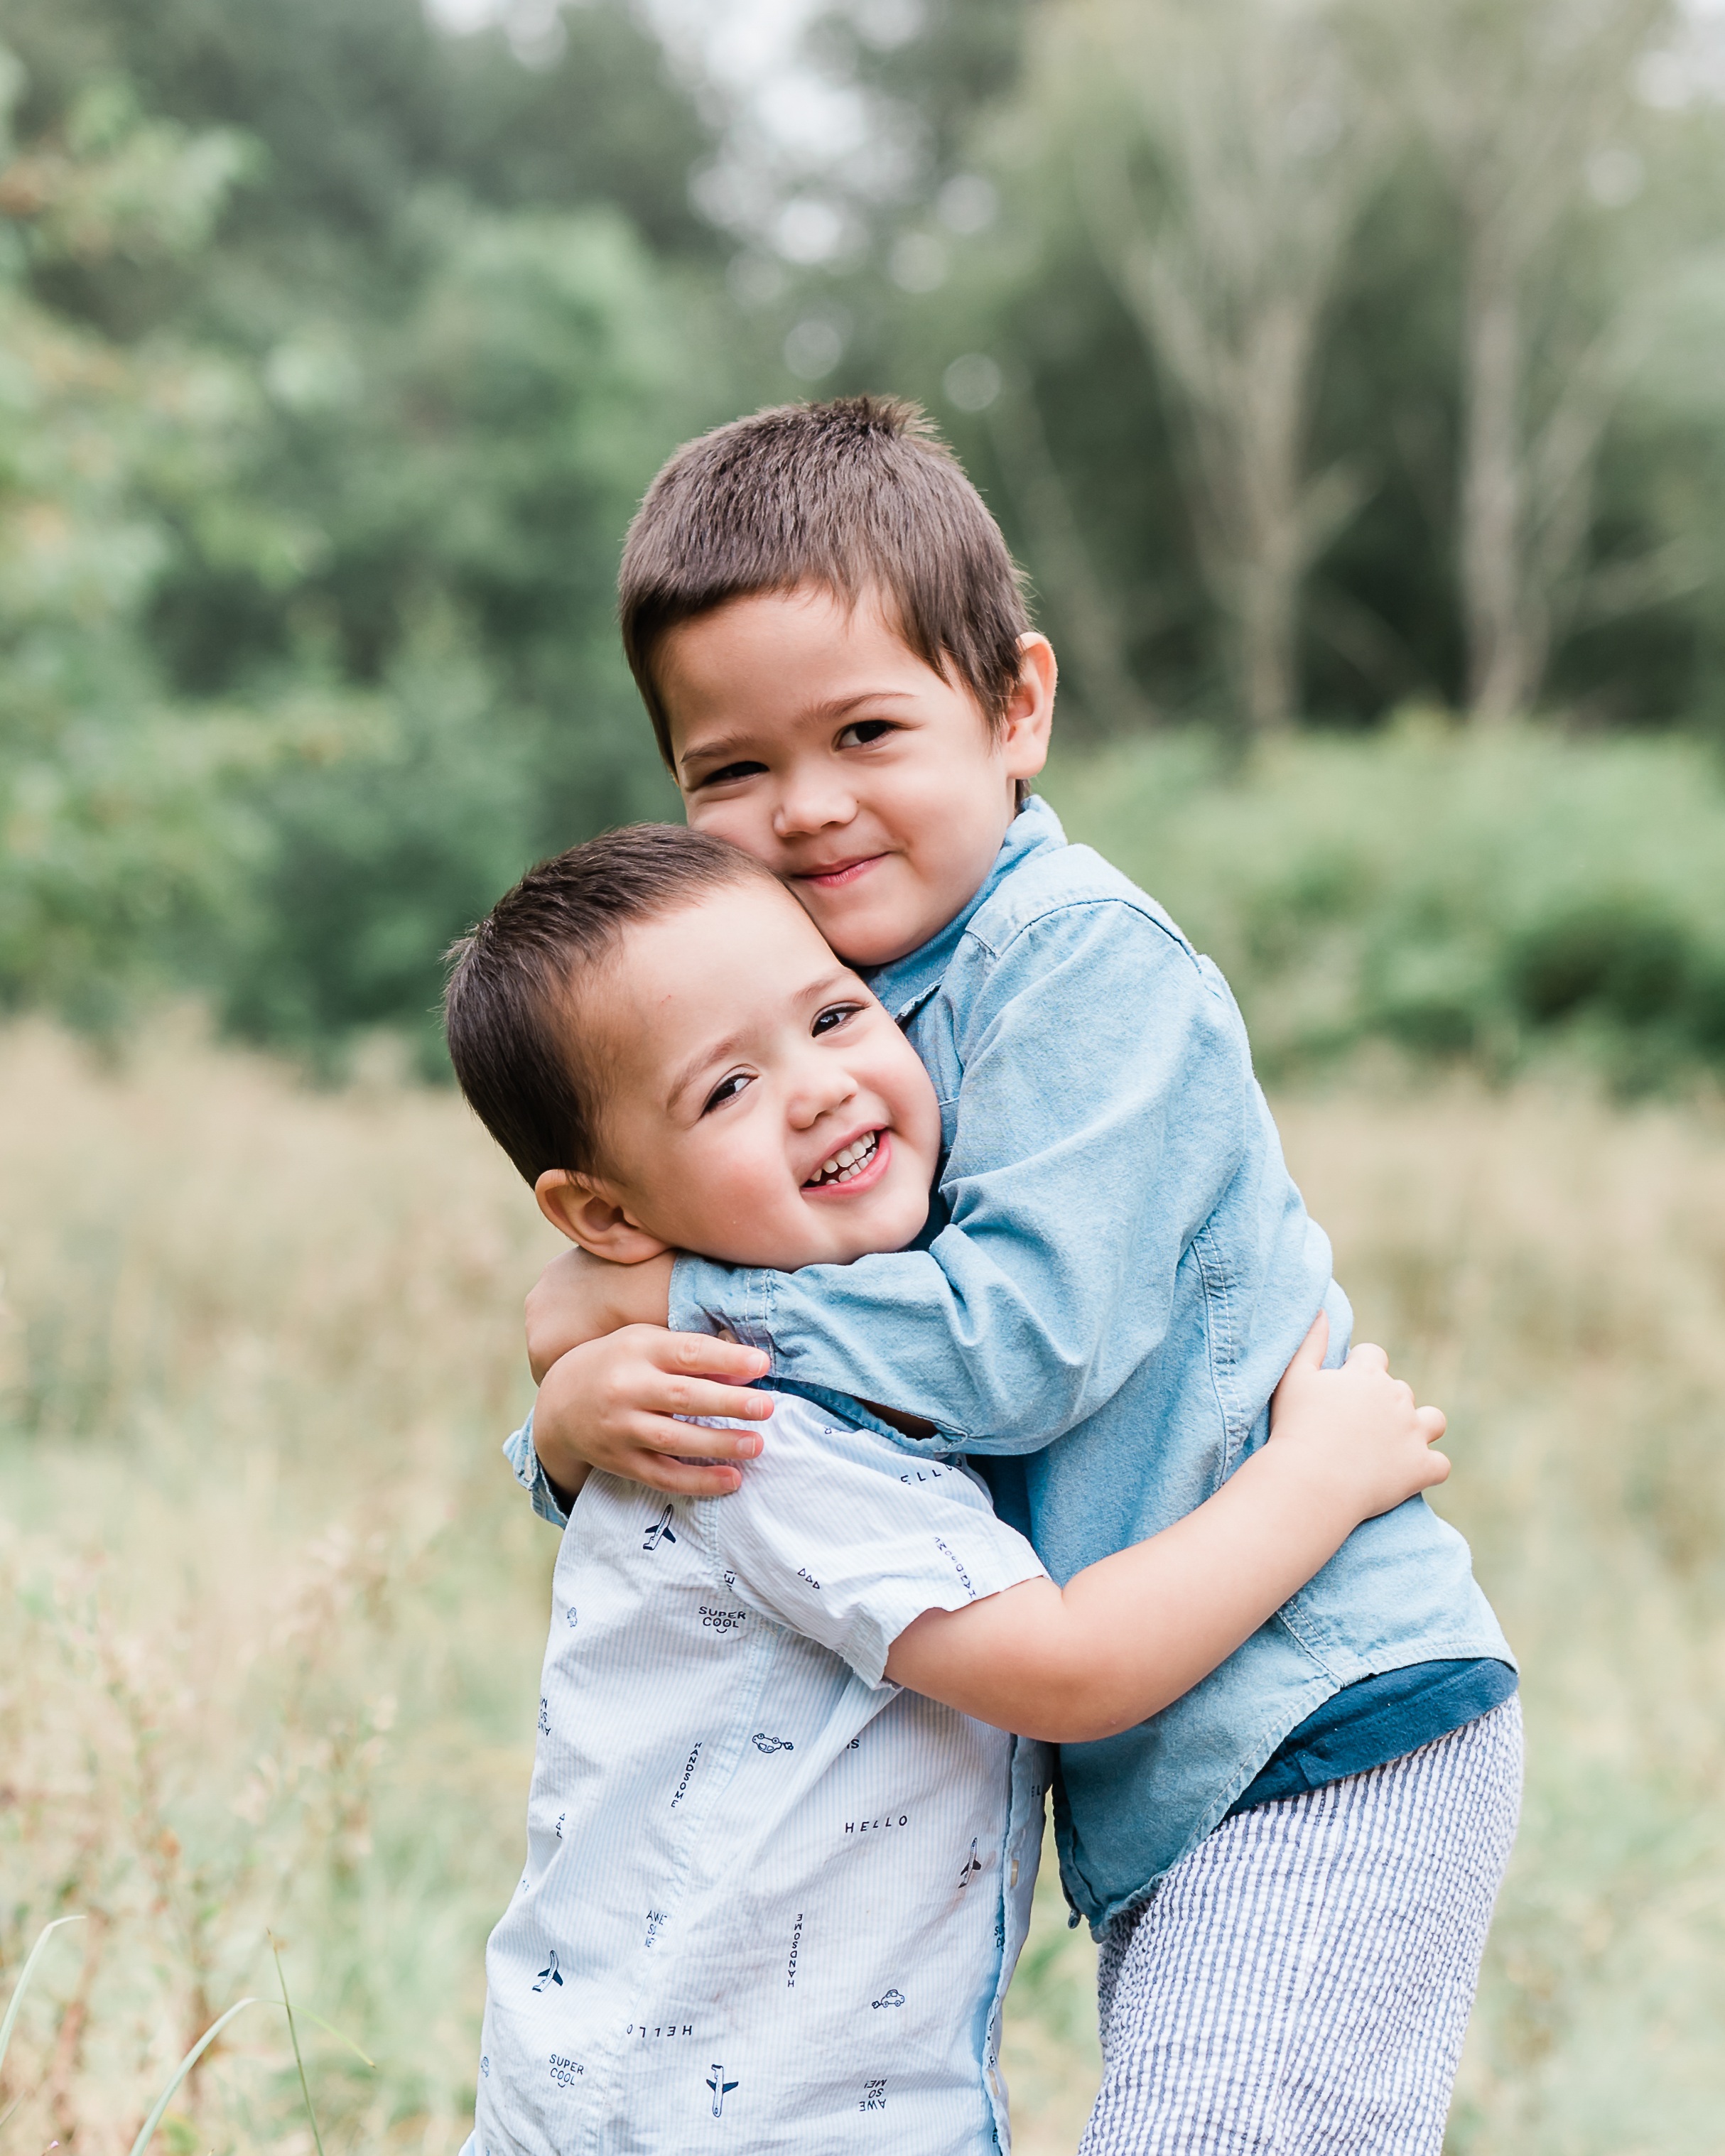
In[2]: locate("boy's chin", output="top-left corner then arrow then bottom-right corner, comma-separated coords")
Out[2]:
789,1201 -> 926,1268
802,893 -> 925,971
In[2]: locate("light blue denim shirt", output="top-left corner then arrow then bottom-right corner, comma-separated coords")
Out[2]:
659,796 -> 1513,1929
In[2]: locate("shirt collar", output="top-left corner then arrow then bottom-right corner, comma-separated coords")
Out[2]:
864,793 -> 1066,1022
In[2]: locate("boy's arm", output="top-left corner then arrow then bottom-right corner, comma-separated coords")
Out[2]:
529,903 -> 1272,1490
885,1321 -> 1449,1742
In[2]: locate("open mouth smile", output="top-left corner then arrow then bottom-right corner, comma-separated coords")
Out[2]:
803,1128 -> 888,1193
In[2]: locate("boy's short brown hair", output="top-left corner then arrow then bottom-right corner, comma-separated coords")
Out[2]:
444,824 -> 774,1186
620,396 -> 1031,765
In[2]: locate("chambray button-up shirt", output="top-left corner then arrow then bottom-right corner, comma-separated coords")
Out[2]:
477,1395 -> 1050,2156
665,798 -> 1513,1929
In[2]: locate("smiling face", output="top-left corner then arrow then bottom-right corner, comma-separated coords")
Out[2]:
660,584 -> 1055,969
568,875 -> 942,1271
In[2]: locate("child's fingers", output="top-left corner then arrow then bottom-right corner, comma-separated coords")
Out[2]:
649,1330 -> 771,1384
627,1410 -> 765,1459
1346,1341 -> 1390,1374
619,1447 -> 747,1497
1419,1447 -> 1451,1488
638,1374 -> 774,1426
1290,1312 -> 1330,1372
1417,1404 -> 1447,1443
1270,1313 -> 1329,1424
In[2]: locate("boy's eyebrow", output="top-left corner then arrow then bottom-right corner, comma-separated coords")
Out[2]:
677,693 -> 919,781
664,968 -> 864,1112
665,1029 -> 749,1112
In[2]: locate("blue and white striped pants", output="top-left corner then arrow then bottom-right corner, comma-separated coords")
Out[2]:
1080,1695 -> 1523,2155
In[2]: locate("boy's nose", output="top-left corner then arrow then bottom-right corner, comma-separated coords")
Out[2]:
772,774 -> 856,838
787,1065 -> 858,1130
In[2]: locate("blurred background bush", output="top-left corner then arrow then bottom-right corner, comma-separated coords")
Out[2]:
4,2 -> 1725,2152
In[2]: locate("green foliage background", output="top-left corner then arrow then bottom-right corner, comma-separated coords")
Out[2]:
2,0 -> 1724,1073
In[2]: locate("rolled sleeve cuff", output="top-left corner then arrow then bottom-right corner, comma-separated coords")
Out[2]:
845,1549 -> 1051,1692
503,1409 -> 570,1529
669,1252 -> 778,1358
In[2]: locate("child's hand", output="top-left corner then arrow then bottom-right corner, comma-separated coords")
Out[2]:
534,1326 -> 774,1499
1267,1313 -> 1449,1522
526,1247 -> 676,1384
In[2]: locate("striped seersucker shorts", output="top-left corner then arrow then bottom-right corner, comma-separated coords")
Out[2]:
1078,1694 -> 1523,2156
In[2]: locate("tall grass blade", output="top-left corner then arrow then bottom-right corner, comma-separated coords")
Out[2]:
0,1917 -> 85,2083
304,2013 -> 375,2071
269,1934 -> 326,2156
125,1998 -> 261,2156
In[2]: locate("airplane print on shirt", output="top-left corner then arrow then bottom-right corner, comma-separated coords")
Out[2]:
956,1838 -> 983,1889
478,1393 -> 1051,2153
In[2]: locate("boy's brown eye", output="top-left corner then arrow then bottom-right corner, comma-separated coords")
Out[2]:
837,720 -> 894,749
811,1004 -> 861,1037
696,759 -> 767,788
703,1071 -> 752,1112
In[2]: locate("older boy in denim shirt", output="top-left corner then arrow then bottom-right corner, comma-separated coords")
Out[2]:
516,398 -> 1520,2153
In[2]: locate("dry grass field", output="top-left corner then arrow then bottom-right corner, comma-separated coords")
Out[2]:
3,1019 -> 1724,2155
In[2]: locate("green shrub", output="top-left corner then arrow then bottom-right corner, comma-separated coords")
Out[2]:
1048,720 -> 1725,1086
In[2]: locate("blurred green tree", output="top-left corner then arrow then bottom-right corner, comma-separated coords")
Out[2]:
0,43 -> 291,1028
0,0 -> 745,1061
794,0 -> 1725,736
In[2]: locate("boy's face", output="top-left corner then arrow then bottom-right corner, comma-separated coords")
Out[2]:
563,877 -> 942,1271
659,584 -> 1054,969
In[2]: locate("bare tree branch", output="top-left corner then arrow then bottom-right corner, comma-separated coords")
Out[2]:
1050,0 -> 1390,732
1397,0 -> 1673,720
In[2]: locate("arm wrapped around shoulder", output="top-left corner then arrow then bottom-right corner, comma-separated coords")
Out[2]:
675,899 -> 1259,1450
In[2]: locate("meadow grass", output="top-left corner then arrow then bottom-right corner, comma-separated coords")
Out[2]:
3,1019 -> 1725,2153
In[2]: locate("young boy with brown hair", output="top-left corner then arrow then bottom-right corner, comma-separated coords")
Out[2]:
516,399 -> 1521,2152
445,823 -> 1449,2153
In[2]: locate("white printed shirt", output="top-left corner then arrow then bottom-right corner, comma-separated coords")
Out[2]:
472,1393 -> 1051,2156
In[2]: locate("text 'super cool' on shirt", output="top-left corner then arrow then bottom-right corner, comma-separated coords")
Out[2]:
473,1394 -> 1051,2156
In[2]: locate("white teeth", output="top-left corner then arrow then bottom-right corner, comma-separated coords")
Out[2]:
809,1132 -> 879,1187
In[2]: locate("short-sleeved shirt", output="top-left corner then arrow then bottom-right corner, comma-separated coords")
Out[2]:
472,1394 -> 1051,2156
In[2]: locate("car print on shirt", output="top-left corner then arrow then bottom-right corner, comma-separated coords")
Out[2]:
750,1733 -> 794,1755
871,1989 -> 904,2010
533,1951 -> 563,1993
706,2064 -> 738,2118
644,1504 -> 678,1552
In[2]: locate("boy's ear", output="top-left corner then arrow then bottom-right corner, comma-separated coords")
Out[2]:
535,1169 -> 671,1264
1002,633 -> 1056,781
